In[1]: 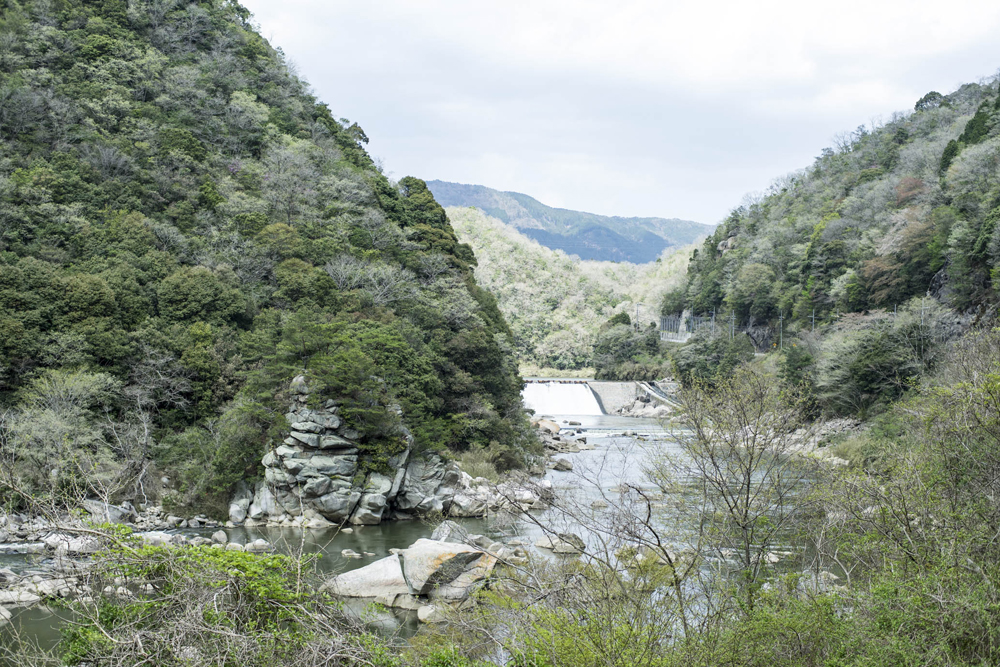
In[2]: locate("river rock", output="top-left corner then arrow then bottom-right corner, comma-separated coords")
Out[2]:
0,590 -> 40,605
211,530 -> 228,545
80,499 -> 135,525
375,592 -> 422,610
248,482 -> 278,520
42,533 -> 100,555
417,604 -> 447,623
553,533 -> 586,554
535,419 -> 561,435
431,520 -> 468,543
398,538 -> 496,601
552,458 -> 573,471
397,455 -> 460,515
244,538 -> 272,553
0,606 -> 10,626
249,376 -> 503,526
228,481 -> 253,524
321,555 -> 410,598
136,531 -> 172,547
350,493 -> 387,525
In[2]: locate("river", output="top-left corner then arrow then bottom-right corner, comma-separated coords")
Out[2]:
1,382 -> 682,651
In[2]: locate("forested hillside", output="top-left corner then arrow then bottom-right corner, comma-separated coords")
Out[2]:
429,180 -> 711,262
0,0 -> 529,512
667,80 -> 1000,324
447,206 -> 688,371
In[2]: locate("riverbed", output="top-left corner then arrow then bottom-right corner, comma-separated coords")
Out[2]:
3,411 -> 679,647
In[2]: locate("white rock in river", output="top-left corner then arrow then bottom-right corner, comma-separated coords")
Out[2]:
398,538 -> 496,601
417,604 -> 447,623
321,555 -> 410,599
0,590 -> 40,605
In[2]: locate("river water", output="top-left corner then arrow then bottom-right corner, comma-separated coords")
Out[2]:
1,388 -> 682,652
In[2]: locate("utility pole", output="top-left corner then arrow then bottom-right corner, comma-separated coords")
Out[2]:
779,310 -> 784,350
635,303 -> 640,331
730,311 -> 735,340
711,308 -> 715,334
811,308 -> 816,333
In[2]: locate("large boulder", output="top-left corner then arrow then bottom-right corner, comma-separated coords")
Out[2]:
397,456 -> 460,515
535,419 -> 561,435
228,481 -> 253,524
80,499 -> 136,525
0,590 -> 40,605
314,488 -> 361,521
321,555 -> 409,599
349,493 -> 387,525
397,538 -> 496,601
248,482 -> 279,520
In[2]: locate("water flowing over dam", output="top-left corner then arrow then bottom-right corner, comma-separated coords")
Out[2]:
522,381 -> 604,416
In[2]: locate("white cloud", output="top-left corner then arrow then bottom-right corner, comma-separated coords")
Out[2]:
241,0 -> 1000,222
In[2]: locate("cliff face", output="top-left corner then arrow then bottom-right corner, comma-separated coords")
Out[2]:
0,0 -> 531,512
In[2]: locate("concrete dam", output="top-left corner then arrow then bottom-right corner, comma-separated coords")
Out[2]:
522,379 -> 679,417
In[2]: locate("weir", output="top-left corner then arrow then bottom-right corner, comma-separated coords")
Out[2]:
522,381 -> 604,416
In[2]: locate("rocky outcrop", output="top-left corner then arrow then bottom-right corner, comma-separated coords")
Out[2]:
233,376 -> 550,527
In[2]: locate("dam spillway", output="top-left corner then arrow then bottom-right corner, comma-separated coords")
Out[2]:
522,381 -> 604,416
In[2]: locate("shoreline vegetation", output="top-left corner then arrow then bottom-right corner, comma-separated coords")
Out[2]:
3,0 -> 1000,664
5,322 -> 1000,664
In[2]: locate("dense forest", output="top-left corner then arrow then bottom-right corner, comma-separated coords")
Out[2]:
0,0 -> 531,513
447,205 -> 687,372
665,80 -> 1000,325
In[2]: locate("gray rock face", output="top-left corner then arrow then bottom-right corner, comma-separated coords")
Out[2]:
397,455 -> 461,515
228,481 -> 253,524
80,499 -> 135,524
231,377 -> 510,526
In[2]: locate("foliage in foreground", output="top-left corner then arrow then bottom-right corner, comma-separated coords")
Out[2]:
409,326 -> 1000,666
2,539 -> 481,667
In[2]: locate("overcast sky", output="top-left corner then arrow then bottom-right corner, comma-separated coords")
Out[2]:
241,0 -> 1000,224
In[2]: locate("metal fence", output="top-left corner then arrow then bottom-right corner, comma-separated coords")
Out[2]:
660,313 -> 716,342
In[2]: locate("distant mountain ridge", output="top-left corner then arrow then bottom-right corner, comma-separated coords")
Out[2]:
426,180 -> 713,263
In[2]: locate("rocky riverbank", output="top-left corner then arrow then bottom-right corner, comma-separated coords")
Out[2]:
0,513 -> 276,623
226,376 -> 554,528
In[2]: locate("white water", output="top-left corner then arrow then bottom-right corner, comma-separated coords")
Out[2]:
522,382 -> 604,416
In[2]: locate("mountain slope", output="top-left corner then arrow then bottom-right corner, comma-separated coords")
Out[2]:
668,80 -> 1000,326
446,206 -> 689,369
428,180 -> 712,262
0,0 -> 529,510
